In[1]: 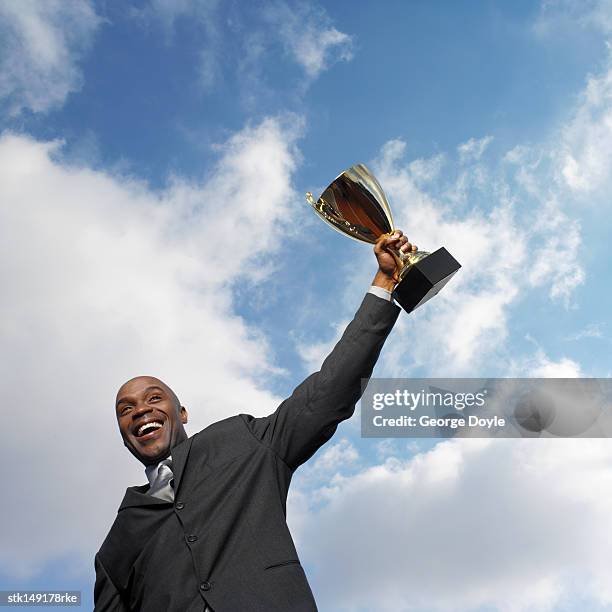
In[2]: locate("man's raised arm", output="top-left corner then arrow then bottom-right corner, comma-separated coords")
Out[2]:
241,230 -> 416,471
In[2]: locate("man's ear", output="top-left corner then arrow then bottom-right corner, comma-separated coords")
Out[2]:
180,405 -> 188,424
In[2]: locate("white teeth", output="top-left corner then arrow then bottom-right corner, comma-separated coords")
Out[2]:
137,422 -> 163,436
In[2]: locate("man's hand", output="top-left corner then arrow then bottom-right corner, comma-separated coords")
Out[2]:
372,230 -> 417,292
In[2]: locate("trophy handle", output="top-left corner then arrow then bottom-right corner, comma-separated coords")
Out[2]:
305,191 -> 317,209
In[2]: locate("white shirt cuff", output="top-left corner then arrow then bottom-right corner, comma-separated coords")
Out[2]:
368,285 -> 393,302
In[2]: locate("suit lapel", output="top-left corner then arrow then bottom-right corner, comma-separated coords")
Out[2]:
171,434 -> 193,493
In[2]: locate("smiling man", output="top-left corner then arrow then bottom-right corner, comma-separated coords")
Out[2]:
116,378 -> 188,467
94,231 -> 415,612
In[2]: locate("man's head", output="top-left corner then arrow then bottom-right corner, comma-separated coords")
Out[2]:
115,376 -> 188,466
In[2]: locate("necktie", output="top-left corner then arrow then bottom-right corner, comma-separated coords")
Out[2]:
148,458 -> 174,502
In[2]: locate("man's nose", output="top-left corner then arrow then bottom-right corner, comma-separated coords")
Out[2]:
131,401 -> 153,418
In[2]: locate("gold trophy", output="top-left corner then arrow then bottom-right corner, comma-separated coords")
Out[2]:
306,163 -> 460,312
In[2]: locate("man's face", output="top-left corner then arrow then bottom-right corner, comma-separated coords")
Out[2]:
116,376 -> 188,466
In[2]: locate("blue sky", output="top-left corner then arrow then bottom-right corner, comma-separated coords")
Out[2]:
1,1 -> 612,610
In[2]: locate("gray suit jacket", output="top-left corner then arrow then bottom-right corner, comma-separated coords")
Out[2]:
94,293 -> 400,611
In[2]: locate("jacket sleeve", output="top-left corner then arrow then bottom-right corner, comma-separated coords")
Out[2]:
94,554 -> 129,612
242,292 -> 401,470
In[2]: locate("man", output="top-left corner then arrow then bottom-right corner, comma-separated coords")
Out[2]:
94,230 -> 416,611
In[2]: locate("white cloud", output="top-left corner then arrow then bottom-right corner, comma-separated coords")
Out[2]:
529,352 -> 584,377
139,0 -> 353,93
526,197 -> 585,302
589,0 -> 612,32
295,316 -> 349,374
507,339 -> 586,377
458,135 -> 493,163
534,3 -> 612,199
0,0 -> 101,115
0,115 -> 302,577
299,438 -> 360,488
289,437 -> 612,611
558,48 -> 612,197
263,1 -> 353,79
408,152 -> 446,186
535,0 -> 612,37
565,322 -> 605,340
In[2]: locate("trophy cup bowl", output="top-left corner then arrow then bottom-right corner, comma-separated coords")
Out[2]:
305,163 -> 461,313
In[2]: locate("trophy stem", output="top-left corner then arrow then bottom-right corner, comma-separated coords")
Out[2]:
397,249 -> 430,281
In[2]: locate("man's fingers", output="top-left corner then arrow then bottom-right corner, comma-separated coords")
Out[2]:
400,241 -> 418,253
386,232 -> 406,245
375,230 -> 416,254
373,234 -> 387,253
375,233 -> 399,252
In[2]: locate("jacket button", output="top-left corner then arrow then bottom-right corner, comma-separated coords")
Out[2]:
175,502 -> 185,510
187,535 -> 198,543
200,581 -> 211,591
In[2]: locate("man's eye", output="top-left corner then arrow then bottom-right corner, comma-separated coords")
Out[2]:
150,395 -> 161,401
121,406 -> 132,415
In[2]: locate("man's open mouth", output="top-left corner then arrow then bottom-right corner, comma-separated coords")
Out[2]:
134,420 -> 164,441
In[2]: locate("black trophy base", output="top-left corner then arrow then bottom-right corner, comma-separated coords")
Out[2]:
392,247 -> 461,313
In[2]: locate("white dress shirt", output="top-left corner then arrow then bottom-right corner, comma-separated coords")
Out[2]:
367,285 -> 393,302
